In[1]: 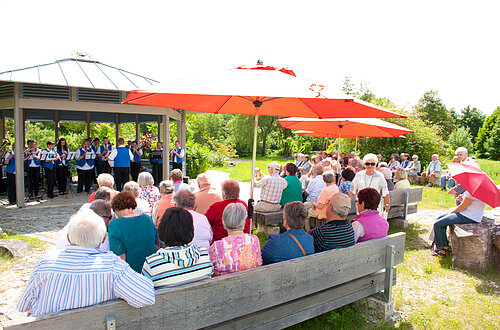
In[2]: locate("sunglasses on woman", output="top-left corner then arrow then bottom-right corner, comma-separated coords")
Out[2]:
365,162 -> 376,166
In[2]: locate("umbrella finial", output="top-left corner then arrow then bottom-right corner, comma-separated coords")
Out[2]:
257,60 -> 263,65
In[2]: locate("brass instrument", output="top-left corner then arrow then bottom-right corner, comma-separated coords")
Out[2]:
0,139 -> 11,162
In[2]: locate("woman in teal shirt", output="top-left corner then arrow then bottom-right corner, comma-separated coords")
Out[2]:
280,163 -> 303,208
109,191 -> 158,273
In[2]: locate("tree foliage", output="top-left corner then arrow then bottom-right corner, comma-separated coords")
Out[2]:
448,126 -> 473,153
413,90 -> 456,139
456,105 -> 485,143
475,107 -> 500,159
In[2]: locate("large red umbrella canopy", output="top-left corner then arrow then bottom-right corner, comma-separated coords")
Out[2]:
294,130 -> 408,139
447,162 -> 500,208
123,62 -> 405,201
123,64 -> 405,119
278,117 -> 413,138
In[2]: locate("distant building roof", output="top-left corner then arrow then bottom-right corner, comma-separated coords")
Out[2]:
0,58 -> 159,91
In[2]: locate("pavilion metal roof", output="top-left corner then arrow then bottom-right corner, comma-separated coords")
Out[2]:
0,58 -> 159,91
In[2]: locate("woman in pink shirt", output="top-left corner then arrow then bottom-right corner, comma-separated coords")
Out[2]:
208,203 -> 262,276
350,187 -> 389,243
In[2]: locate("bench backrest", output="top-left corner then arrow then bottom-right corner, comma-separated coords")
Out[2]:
6,233 -> 406,330
389,187 -> 423,206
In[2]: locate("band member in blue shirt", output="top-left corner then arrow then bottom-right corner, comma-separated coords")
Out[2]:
99,137 -> 113,174
91,138 -> 101,182
130,140 -> 143,182
4,144 -> 16,204
25,140 -> 42,199
42,141 -> 60,199
75,139 -> 96,193
171,140 -> 184,171
56,138 -> 70,195
107,138 -> 133,191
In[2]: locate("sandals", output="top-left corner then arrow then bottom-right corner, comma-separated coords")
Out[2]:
431,246 -> 450,256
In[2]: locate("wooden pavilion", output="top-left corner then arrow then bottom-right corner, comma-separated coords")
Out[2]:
0,57 -> 186,207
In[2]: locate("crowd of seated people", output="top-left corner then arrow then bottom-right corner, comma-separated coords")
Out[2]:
19,146 -> 482,315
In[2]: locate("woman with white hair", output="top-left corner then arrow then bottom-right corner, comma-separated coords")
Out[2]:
123,181 -> 151,215
349,153 -> 390,214
208,203 -> 262,276
152,180 -> 175,227
88,173 -> 118,203
138,172 -> 161,212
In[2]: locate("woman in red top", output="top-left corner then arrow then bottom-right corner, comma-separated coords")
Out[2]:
205,179 -> 250,242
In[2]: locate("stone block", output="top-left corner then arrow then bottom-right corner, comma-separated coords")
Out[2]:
0,239 -> 33,258
450,217 -> 499,270
354,296 -> 399,322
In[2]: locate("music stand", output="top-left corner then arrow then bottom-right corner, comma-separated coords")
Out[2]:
65,152 -> 78,198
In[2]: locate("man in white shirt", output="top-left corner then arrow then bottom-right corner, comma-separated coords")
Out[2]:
254,161 -> 286,212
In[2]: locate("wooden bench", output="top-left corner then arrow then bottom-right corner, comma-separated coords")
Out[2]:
5,233 -> 406,330
253,211 -> 283,234
308,187 -> 423,230
386,187 -> 423,227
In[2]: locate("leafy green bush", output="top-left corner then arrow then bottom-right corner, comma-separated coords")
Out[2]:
448,127 -> 473,154
185,140 -> 211,178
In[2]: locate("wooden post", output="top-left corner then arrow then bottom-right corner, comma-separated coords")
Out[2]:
162,114 -> 169,181
54,110 -> 59,141
115,113 -> 120,143
86,111 -> 90,138
135,114 -> 140,143
13,83 -> 25,207
157,115 -> 161,141
0,109 -> 4,145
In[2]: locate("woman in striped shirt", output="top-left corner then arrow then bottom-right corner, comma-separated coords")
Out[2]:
142,207 -> 213,288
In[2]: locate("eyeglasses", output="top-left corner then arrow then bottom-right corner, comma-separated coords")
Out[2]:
102,215 -> 113,220
365,162 -> 376,166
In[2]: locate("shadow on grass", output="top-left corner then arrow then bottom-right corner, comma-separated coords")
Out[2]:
436,248 -> 500,297
388,223 -> 429,251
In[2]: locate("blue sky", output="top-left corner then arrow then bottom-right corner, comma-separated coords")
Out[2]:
1,0 -> 498,115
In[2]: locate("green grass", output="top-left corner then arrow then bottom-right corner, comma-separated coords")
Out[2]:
208,156 -> 294,182
477,158 -> 500,184
1,231 -> 47,248
0,231 -> 47,272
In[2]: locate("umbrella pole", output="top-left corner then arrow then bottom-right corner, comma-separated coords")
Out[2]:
249,101 -> 262,232
250,109 -> 259,200
355,136 -> 358,153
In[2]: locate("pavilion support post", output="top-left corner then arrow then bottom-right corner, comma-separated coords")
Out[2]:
54,110 -> 59,141
162,114 -> 169,181
135,114 -> 140,143
23,110 -> 26,148
86,112 -> 91,139
180,110 -> 186,149
157,115 -> 161,142
115,113 -> 120,143
13,83 -> 25,207
0,109 -> 5,145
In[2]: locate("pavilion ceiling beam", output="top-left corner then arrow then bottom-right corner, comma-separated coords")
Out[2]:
17,98 -> 181,119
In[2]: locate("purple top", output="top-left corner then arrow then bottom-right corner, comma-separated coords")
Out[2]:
351,210 -> 389,242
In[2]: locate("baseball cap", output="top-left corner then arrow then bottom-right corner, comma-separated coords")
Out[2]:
266,161 -> 281,170
329,192 -> 352,214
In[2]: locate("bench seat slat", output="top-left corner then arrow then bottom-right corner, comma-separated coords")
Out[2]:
6,233 -> 405,330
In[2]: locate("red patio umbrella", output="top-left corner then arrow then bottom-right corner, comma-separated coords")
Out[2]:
279,117 -> 412,155
123,62 -> 406,201
447,162 -> 500,208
